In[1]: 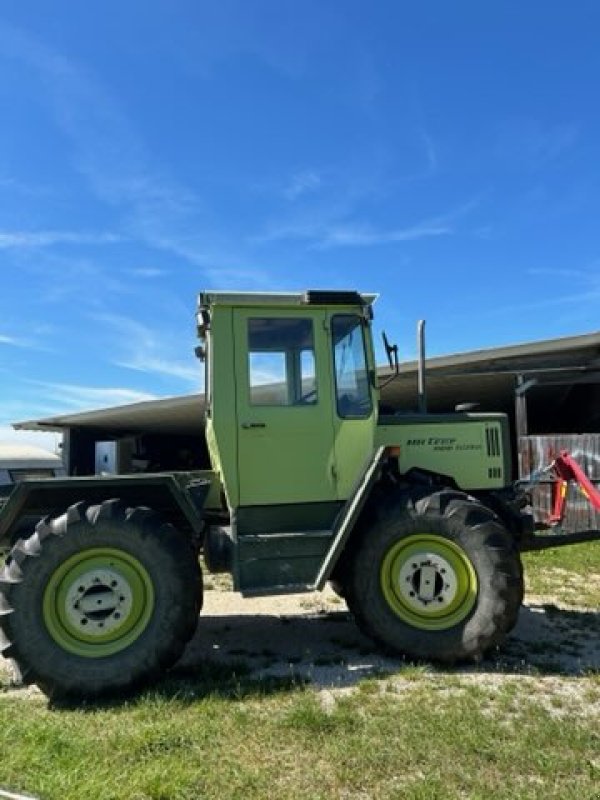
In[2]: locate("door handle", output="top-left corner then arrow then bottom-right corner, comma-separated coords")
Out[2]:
241,422 -> 266,429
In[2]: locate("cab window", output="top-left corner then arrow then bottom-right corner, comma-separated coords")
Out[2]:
248,318 -> 317,406
332,315 -> 372,418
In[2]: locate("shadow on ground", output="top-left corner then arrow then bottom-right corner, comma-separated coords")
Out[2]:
174,599 -> 600,693
1,596 -> 597,706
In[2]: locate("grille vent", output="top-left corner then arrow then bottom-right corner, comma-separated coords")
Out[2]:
485,426 -> 501,457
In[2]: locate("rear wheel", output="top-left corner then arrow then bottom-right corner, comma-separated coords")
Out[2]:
0,499 -> 201,699
347,489 -> 523,662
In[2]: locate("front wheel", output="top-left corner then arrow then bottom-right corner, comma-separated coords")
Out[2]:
346,489 -> 523,662
0,500 -> 201,699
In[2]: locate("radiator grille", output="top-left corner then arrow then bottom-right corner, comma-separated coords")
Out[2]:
485,426 -> 501,458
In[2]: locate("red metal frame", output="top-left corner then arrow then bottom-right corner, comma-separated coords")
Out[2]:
548,450 -> 600,525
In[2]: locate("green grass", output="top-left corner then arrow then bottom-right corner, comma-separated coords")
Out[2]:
522,540 -> 600,606
0,542 -> 598,800
0,671 -> 598,800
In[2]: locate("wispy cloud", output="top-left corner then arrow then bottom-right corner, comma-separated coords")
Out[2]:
256,198 -> 479,250
313,220 -> 451,249
421,132 -> 438,174
0,330 -> 53,351
128,267 -> 168,279
254,218 -> 451,249
26,381 -> 158,411
0,381 -> 157,447
0,21 -> 211,269
480,287 -> 600,320
0,229 -> 122,250
458,265 -> 600,327
0,333 -> 20,346
202,266 -> 281,290
284,170 -> 322,201
0,424 -> 61,450
117,356 -> 200,384
93,313 -> 201,386
15,253 -> 132,306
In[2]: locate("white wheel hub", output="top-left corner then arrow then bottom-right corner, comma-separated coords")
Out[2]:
397,552 -> 458,612
64,568 -> 133,636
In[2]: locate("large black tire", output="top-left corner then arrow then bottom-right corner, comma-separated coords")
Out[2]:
0,499 -> 202,700
346,488 -> 523,663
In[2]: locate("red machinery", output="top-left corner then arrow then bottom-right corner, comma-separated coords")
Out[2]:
548,450 -> 600,526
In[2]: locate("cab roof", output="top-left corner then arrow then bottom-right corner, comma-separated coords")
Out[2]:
198,289 -> 378,309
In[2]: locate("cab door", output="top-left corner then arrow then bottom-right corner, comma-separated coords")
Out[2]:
234,309 -> 337,507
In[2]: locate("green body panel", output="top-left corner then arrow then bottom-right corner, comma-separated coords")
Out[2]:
376,413 -> 511,490
233,308 -> 337,506
205,306 -> 240,508
236,530 -> 335,594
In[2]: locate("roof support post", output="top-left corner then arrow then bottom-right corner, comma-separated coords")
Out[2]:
515,375 -> 530,438
63,428 -> 97,476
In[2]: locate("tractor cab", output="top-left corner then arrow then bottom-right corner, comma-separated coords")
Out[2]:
198,290 -> 379,515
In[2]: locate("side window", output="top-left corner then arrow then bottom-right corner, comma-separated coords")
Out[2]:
332,315 -> 372,418
248,318 -> 317,406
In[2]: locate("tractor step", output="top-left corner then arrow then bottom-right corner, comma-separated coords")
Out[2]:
236,530 -> 334,595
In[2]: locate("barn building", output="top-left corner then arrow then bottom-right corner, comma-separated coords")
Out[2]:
14,330 -> 600,530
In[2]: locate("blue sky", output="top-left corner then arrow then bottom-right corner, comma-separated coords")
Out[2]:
1,1 -> 599,448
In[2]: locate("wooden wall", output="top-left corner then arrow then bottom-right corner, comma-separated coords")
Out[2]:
519,434 -> 600,532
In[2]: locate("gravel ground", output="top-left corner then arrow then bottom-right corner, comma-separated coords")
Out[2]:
1,586 -> 598,694
178,586 -> 600,688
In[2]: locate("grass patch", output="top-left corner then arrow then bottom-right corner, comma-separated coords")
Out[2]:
1,676 -> 598,799
522,541 -> 600,606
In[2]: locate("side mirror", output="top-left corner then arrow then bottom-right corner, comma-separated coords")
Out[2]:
380,331 -> 399,388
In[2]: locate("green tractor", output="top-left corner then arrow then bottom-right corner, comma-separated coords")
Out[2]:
0,290 -> 543,698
